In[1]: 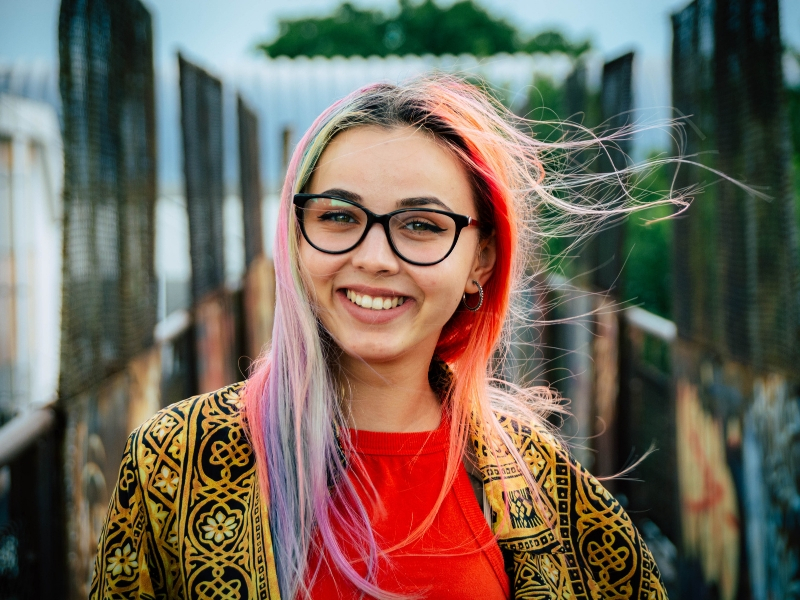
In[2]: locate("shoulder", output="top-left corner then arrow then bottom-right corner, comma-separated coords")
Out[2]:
494,411 -> 618,505
494,412 -> 570,466
127,382 -> 256,536
131,381 -> 247,451
145,380 -> 247,428
126,381 -> 250,486
492,413 -> 667,599
490,414 -> 620,537
97,382 -> 266,597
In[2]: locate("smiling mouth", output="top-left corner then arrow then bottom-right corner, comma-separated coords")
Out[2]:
345,289 -> 407,311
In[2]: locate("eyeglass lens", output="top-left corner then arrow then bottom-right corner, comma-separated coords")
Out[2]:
299,196 -> 458,264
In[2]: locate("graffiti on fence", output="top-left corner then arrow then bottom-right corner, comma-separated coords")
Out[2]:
64,347 -> 162,597
743,374 -> 800,600
676,379 -> 740,600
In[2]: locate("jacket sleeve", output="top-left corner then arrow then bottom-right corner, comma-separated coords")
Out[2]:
553,437 -> 668,599
90,430 -> 166,600
493,415 -> 668,600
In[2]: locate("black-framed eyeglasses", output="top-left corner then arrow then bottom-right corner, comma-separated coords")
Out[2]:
293,193 -> 480,266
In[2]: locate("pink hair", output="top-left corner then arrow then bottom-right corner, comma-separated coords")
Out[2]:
243,74 -> 687,598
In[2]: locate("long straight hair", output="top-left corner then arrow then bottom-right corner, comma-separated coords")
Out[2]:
244,74 -> 688,599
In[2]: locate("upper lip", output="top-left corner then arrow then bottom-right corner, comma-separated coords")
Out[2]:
339,285 -> 410,298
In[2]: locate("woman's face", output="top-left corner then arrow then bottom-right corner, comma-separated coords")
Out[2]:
300,125 -> 494,368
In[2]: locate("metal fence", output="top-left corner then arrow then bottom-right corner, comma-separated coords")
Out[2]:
57,3 -> 160,594
673,0 -> 799,371
179,55 -> 226,304
58,0 -> 158,400
0,3 -> 268,596
669,1 -> 800,598
238,95 -> 264,267
671,0 -> 717,345
238,95 -> 275,364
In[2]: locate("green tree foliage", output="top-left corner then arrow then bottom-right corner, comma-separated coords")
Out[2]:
259,0 -> 590,59
528,72 -> 673,318
523,31 -> 591,57
621,160 -> 674,319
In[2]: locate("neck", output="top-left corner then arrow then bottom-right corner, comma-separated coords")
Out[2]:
338,350 -> 441,433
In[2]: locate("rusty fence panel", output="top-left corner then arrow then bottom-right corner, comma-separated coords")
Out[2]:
238,94 -> 274,364
671,0 -> 718,344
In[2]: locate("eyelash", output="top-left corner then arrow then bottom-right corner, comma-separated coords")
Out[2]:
319,211 -> 360,222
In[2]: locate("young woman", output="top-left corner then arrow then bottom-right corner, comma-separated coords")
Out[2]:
92,76 -> 668,599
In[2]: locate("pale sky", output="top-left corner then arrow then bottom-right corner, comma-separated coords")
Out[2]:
3,0 -> 798,69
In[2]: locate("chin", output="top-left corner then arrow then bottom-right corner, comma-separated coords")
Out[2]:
342,346 -> 403,365
336,338 -> 413,365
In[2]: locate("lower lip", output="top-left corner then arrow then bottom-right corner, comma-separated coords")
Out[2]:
337,290 -> 414,324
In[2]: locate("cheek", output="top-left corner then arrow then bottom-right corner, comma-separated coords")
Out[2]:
298,243 -> 344,295
417,267 -> 469,314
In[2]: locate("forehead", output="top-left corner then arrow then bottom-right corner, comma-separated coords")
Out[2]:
307,125 -> 475,213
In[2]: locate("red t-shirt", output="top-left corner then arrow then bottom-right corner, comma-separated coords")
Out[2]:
306,420 -> 510,599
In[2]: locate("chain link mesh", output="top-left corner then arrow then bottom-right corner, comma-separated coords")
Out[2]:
671,0 -> 799,371
58,0 -> 157,400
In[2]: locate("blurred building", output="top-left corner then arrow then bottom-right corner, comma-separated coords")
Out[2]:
0,94 -> 63,417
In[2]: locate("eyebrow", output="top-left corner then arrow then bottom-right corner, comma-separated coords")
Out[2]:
321,188 -> 453,212
322,188 -> 363,203
397,196 -> 452,211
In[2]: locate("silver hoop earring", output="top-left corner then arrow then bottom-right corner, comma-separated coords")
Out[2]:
462,280 -> 484,312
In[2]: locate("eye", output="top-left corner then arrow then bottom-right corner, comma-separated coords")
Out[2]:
318,211 -> 359,224
403,219 -> 445,233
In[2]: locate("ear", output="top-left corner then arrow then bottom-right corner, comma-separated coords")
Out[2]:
465,233 -> 496,294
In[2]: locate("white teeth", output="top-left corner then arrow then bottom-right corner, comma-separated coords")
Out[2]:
344,290 -> 406,311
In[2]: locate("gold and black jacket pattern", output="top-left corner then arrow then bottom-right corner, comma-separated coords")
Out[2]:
90,382 -> 666,599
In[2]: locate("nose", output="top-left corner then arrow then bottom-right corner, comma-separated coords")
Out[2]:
350,222 -> 400,274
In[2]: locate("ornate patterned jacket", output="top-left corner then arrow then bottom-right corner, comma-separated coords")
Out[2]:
90,382 -> 667,599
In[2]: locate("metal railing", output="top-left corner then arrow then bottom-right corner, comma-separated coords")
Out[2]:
0,404 -> 66,599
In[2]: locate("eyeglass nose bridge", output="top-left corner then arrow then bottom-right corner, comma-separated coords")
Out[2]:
356,208 -> 405,257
